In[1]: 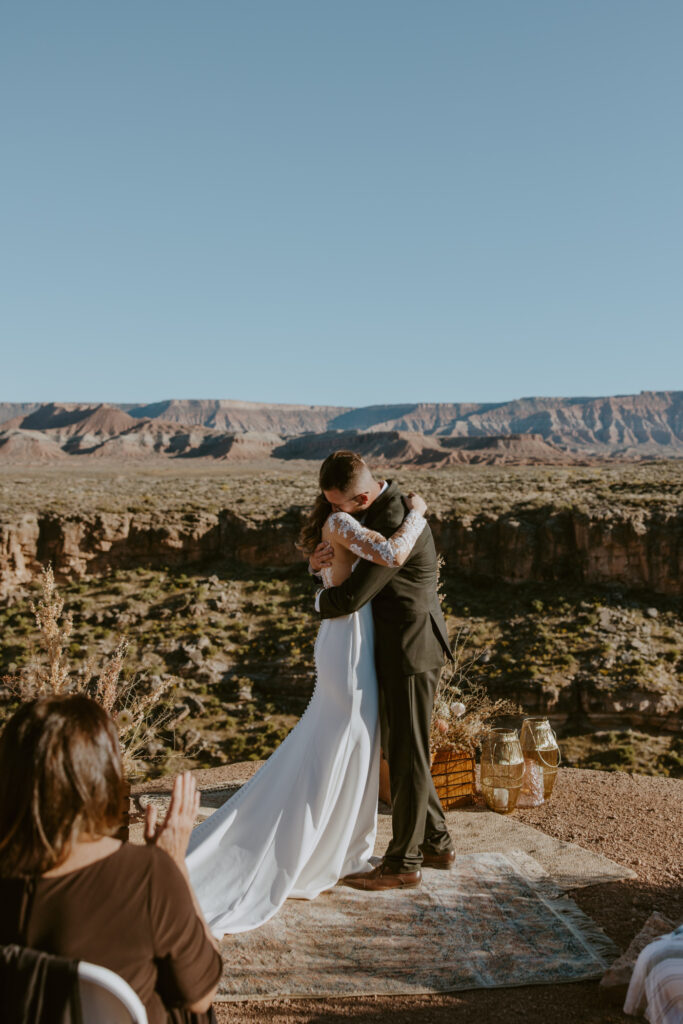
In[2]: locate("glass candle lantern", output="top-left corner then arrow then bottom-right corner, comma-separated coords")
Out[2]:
519,717 -> 561,801
480,728 -> 525,814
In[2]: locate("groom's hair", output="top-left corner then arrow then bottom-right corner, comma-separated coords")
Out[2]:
319,450 -> 374,495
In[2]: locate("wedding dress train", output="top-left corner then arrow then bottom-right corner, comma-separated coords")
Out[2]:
186,599 -> 380,936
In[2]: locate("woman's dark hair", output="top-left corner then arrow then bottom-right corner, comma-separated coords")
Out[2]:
0,695 -> 125,877
296,492 -> 333,556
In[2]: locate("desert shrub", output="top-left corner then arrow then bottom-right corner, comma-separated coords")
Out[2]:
658,737 -> 683,778
1,566 -> 175,776
587,746 -> 637,771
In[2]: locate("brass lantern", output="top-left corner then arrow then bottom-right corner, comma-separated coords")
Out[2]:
480,728 -> 525,814
520,717 -> 561,801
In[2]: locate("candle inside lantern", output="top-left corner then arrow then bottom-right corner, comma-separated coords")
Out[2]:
517,758 -> 545,807
480,728 -> 525,814
520,717 -> 561,801
493,787 -> 508,811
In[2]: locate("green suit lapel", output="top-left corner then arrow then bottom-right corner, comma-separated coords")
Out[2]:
364,479 -> 400,529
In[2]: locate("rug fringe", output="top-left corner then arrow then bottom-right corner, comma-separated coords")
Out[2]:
545,894 -> 621,966
502,849 -> 621,967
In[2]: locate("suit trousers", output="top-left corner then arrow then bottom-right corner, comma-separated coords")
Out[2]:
379,667 -> 453,871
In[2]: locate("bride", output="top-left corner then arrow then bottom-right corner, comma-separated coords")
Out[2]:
185,483 -> 428,936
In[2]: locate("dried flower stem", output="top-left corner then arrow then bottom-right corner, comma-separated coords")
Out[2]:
431,627 -> 522,756
3,565 -> 175,778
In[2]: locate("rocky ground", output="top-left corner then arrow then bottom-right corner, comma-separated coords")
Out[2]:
203,767 -> 683,1024
1,561 -> 681,777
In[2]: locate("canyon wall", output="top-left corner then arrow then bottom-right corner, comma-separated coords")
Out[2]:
1,505 -> 680,597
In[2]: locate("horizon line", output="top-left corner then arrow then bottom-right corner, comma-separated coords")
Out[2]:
1,389 -> 680,409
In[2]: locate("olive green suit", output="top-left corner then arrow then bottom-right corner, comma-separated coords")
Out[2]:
317,480 -> 453,870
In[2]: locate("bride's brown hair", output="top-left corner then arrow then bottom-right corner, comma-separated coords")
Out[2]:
298,451 -> 371,556
296,492 -> 333,556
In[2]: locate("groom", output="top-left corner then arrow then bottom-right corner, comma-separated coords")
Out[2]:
309,450 -> 454,891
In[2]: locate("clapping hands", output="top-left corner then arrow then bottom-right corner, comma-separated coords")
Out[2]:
144,771 -> 200,870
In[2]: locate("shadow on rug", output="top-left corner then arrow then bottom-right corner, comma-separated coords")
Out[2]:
216,850 -> 619,1001
136,782 -> 636,893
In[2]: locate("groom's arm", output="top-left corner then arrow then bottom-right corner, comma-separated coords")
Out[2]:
317,557 -> 399,619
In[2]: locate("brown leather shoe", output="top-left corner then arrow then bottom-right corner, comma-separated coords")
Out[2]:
420,847 -> 456,870
342,861 -> 422,891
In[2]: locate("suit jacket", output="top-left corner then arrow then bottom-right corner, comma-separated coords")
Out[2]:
317,480 -> 451,677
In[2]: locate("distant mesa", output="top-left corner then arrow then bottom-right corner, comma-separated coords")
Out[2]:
0,402 -> 41,428
176,432 -> 281,461
84,418 -> 281,461
328,404 -> 427,432
18,402 -> 133,435
275,430 -> 573,466
122,398 -> 349,436
0,403 -> 140,457
0,429 -> 67,463
439,433 -> 573,463
0,392 -> 681,464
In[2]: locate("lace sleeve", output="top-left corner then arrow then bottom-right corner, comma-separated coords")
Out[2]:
326,510 -> 426,568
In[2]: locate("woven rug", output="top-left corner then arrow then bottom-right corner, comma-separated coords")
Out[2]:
135,771 -> 636,893
215,850 -> 618,1001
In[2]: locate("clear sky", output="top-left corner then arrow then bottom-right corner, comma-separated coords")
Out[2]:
2,1 -> 681,407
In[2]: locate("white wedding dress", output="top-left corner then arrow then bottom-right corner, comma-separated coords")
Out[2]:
186,508 -> 426,936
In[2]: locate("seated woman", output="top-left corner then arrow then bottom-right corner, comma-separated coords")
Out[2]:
0,695 -> 222,1024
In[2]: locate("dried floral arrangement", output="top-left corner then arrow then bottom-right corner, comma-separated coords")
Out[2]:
431,628 -> 522,756
1,566 -> 174,776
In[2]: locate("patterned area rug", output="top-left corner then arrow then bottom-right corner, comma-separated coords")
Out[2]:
216,850 -> 618,1001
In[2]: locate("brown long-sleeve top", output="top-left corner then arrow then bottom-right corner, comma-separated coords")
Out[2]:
0,843 -> 223,1024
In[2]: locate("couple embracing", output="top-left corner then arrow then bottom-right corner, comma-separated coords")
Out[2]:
187,450 -> 454,936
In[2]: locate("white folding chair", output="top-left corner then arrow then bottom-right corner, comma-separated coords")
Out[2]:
77,961 -> 148,1024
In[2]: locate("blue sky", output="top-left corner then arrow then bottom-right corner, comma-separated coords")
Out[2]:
1,1 -> 681,407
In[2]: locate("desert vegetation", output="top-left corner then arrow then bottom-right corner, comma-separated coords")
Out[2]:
0,566 -> 176,774
0,462 -> 680,780
1,558 -> 680,780
1,563 -> 312,775
1,459 -> 681,520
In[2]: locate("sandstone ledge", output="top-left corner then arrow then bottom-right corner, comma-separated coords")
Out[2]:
2,503 -> 681,598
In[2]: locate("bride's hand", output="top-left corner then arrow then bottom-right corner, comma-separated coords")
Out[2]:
309,540 -> 333,573
405,492 -> 427,516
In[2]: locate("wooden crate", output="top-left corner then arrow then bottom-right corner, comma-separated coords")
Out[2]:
430,747 -> 476,809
